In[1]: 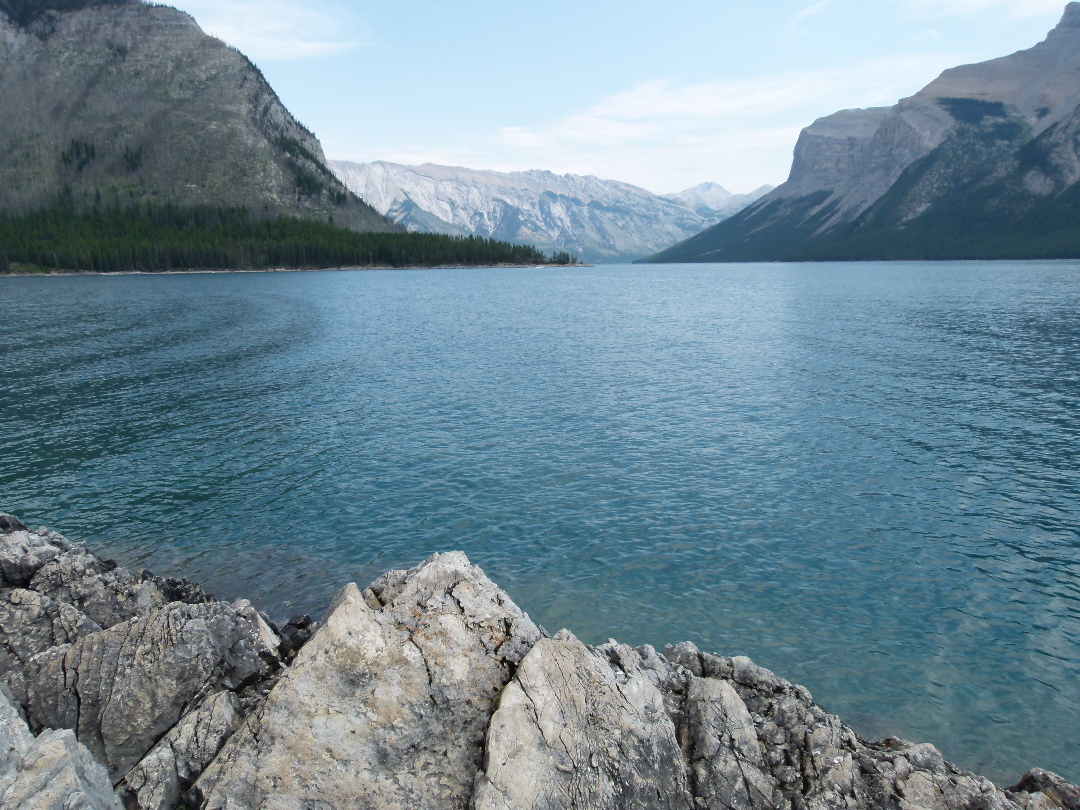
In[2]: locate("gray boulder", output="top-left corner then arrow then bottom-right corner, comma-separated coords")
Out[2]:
663,643 -> 1019,810
0,688 -> 121,810
0,518 -> 77,588
2,515 -> 1077,810
0,588 -> 101,681
1008,770 -> 1080,810
473,636 -> 1048,810
193,551 -> 541,810
0,515 -> 213,631
23,599 -> 280,783
117,691 -> 242,810
473,631 -> 694,810
28,547 -> 214,630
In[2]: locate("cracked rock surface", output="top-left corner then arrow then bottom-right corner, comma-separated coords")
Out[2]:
2,514 -> 1078,810
473,630 -> 694,810
117,690 -> 242,810
193,551 -> 541,810
1,687 -> 121,810
22,599 -> 279,782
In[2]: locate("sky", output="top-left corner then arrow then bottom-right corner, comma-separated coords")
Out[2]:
167,0 -> 1071,195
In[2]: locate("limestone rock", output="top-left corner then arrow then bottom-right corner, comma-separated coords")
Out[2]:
0,685 -> 32,780
1008,770 -> 1080,810
193,551 -> 541,810
0,689 -> 121,810
0,519 -> 78,588
23,600 -> 280,783
0,516 -> 213,631
0,588 -> 101,681
29,549 -> 214,630
118,691 -> 242,810
663,643 -> 1021,810
473,631 -> 694,810
2,514 -> 1077,810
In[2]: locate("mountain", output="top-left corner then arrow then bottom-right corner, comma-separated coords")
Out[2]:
648,3 -> 1080,262
0,0 -> 391,231
663,182 -> 773,219
331,161 -> 764,263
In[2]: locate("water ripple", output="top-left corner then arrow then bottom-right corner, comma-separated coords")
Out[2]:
1,263 -> 1079,784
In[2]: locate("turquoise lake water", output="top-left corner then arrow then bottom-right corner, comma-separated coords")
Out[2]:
2,262 -> 1078,783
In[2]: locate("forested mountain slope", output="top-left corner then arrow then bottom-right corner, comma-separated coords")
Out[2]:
0,0 -> 392,231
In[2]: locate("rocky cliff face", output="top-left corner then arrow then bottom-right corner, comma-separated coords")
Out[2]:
0,3 -> 392,231
649,3 -> 1080,262
2,512 -> 1077,810
331,161 -> 760,263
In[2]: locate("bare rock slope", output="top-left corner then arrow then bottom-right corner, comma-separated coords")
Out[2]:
331,161 -> 767,263
1,513 -> 1076,810
0,2 -> 391,231
650,3 -> 1080,262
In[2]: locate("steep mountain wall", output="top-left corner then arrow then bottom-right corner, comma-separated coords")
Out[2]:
0,3 -> 392,231
649,3 -> 1080,262
332,161 -> 757,263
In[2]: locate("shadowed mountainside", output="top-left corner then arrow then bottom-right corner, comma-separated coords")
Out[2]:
0,1 -> 393,231
647,4 -> 1080,262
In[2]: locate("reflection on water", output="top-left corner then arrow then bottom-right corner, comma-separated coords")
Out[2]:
2,262 -> 1078,784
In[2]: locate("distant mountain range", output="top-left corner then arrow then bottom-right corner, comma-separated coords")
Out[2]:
331,161 -> 771,263
649,3 -> 1080,262
0,0 -> 390,231
663,183 -> 773,219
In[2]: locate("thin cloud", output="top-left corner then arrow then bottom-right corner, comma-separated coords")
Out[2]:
793,1 -> 832,27
904,0 -> 1066,19
351,53 -> 972,194
170,0 -> 369,61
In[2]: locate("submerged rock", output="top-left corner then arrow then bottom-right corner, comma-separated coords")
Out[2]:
1,513 -> 1078,810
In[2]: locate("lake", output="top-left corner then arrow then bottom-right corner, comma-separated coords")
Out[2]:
2,262 -> 1077,783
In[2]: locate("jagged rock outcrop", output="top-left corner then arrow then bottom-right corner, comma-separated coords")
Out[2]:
331,161 -> 761,263
193,551 -> 541,810
473,631 -> 695,810
22,600 -> 280,782
0,515 -> 297,807
1,513 -> 1077,810
1,687 -> 121,810
0,1 -> 391,231
648,3 -> 1080,262
117,691 -> 242,810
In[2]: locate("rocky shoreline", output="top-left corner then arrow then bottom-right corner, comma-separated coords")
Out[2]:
1,514 -> 1076,810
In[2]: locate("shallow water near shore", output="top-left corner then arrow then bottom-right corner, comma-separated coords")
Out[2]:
2,261 -> 1078,783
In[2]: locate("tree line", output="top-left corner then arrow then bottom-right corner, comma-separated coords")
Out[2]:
0,201 -> 579,273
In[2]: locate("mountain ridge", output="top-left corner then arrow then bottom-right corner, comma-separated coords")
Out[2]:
0,1 -> 393,231
332,160 -> 769,263
647,3 -> 1080,263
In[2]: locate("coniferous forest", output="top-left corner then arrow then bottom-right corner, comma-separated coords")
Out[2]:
0,202 -> 576,273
